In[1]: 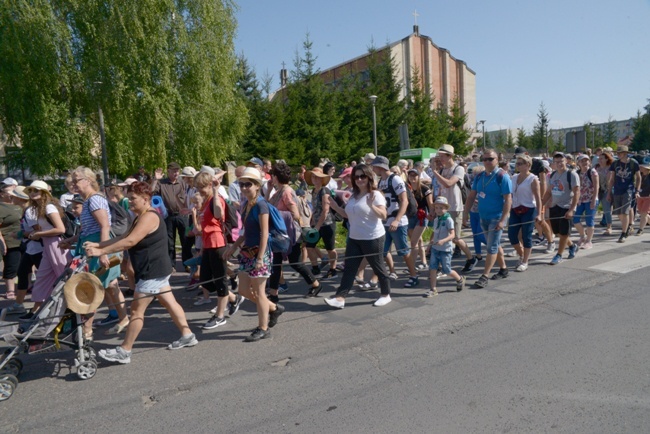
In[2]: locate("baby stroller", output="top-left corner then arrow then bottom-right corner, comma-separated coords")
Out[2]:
0,255 -> 113,401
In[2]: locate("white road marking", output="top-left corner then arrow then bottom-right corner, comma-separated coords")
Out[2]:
589,251 -> 650,274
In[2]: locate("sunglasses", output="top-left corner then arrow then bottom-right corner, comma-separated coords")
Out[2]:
240,181 -> 254,188
481,157 -> 496,162
515,161 -> 527,166
354,174 -> 368,180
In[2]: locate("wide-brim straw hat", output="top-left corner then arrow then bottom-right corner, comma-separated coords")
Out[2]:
305,168 -> 331,186
25,180 -> 50,194
238,167 -> 263,184
8,186 -> 29,200
63,272 -> 105,314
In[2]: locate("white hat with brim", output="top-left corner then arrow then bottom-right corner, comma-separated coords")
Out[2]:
640,164 -> 650,171
199,165 -> 215,177
434,196 -> 450,209
305,168 -> 331,186
214,168 -> 226,180
181,167 -> 197,177
437,144 -> 455,155
64,272 -> 105,314
8,186 -> 29,200
118,178 -> 138,187
238,167 -> 263,184
25,180 -> 50,194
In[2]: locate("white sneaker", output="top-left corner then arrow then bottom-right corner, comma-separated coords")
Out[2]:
388,272 -> 398,280
209,306 -> 218,314
516,263 -> 528,272
324,297 -> 345,309
373,295 -> 392,307
193,298 -> 212,306
544,242 -> 556,254
505,250 -> 518,257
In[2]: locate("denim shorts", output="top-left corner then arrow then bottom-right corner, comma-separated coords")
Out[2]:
408,215 -> 428,230
480,217 -> 503,255
429,249 -> 452,275
135,275 -> 171,294
383,225 -> 411,257
573,201 -> 598,227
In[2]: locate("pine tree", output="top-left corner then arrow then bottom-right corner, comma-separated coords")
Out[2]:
602,115 -> 618,145
446,97 -> 471,156
531,102 -> 549,152
282,34 -> 339,166
631,100 -> 650,151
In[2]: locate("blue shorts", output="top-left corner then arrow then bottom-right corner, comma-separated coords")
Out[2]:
429,250 -> 452,275
480,217 -> 503,255
408,215 -> 428,230
383,225 -> 410,256
573,201 -> 598,227
135,275 -> 171,295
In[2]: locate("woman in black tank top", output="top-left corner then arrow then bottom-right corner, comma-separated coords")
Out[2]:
84,182 -> 198,364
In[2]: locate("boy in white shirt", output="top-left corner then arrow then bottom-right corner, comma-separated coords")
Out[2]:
424,197 -> 466,297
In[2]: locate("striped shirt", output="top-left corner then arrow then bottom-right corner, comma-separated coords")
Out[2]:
80,194 -> 111,237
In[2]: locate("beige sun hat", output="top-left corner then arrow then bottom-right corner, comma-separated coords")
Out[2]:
8,186 -> 29,200
181,166 -> 197,177
25,180 -> 50,194
63,272 -> 105,314
305,167 -> 331,186
238,167 -> 263,184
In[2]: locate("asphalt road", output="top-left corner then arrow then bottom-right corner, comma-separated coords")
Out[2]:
1,228 -> 649,433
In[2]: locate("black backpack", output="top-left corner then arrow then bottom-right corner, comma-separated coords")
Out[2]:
328,189 -> 346,222
45,208 -> 77,239
386,174 -> 418,218
107,200 -> 132,237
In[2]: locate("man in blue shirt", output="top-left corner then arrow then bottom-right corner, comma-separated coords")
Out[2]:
463,149 -> 512,288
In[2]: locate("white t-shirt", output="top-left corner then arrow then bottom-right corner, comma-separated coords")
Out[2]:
345,191 -> 386,240
440,164 -> 465,212
37,204 -> 59,231
378,174 -> 409,227
24,207 -> 44,255
327,178 -> 338,192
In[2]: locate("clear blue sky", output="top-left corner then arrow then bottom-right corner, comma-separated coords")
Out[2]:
234,0 -> 650,133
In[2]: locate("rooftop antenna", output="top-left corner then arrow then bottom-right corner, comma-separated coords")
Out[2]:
413,10 -> 420,35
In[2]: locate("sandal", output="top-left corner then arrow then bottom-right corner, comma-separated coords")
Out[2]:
305,283 -> 323,298
105,320 -> 130,336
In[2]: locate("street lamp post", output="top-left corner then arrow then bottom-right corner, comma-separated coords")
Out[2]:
94,81 -> 109,186
478,120 -> 486,151
370,95 -> 378,156
588,122 -> 595,153
542,119 -> 548,157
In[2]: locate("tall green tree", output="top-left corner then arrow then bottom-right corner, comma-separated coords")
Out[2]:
364,47 -> 405,161
445,97 -> 472,155
0,0 -> 246,176
282,34 -> 339,166
516,127 -> 531,150
404,66 -> 441,149
603,115 -> 618,145
530,102 -> 549,152
631,100 -> 650,151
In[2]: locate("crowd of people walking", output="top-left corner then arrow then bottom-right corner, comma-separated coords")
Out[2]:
0,143 -> 648,365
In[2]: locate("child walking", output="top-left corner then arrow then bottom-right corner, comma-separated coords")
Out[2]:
424,197 -> 466,297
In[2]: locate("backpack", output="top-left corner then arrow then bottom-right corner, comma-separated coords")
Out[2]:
45,208 -> 77,239
296,195 -> 312,228
474,168 -> 506,191
107,200 -> 132,237
251,197 -> 290,254
209,192 -> 239,244
385,174 -> 418,218
550,169 -> 573,191
452,165 -> 471,205
577,168 -> 596,188
329,190 -> 346,222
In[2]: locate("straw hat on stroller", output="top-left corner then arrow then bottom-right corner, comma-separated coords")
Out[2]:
63,273 -> 105,314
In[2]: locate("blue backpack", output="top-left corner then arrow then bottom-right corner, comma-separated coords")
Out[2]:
252,198 -> 290,254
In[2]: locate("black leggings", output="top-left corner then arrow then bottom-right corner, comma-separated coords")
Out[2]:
200,247 -> 228,296
335,236 -> 390,298
270,242 -> 317,290
17,252 -> 42,290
